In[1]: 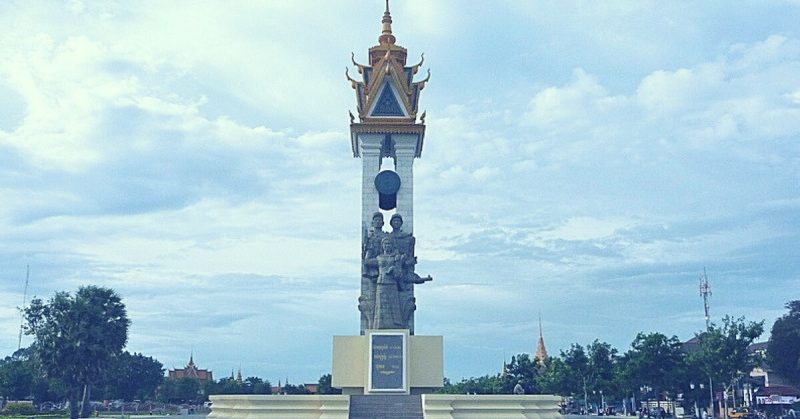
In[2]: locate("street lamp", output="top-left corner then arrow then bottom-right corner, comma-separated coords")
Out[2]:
584,377 -> 589,415
600,390 -> 605,413
708,377 -> 714,419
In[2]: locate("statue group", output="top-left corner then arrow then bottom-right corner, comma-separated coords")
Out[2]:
360,212 -> 432,333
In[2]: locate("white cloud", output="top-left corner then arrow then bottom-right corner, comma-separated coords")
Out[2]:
786,90 -> 800,107
0,35 -> 134,169
525,68 -> 609,130
635,64 -> 724,113
1,2 -> 799,383
538,217 -> 637,242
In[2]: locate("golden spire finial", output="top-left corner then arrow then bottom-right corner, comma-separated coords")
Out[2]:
378,0 -> 396,45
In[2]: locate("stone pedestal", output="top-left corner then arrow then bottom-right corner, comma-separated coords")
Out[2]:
332,329 -> 443,395
209,393 -> 562,419
421,394 -> 562,419
208,395 -> 349,419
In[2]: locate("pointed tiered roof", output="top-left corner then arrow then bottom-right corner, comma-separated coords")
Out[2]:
168,353 -> 213,383
348,0 -> 429,157
535,314 -> 548,365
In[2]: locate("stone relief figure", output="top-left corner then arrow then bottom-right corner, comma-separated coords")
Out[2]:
401,296 -> 417,326
360,212 -> 432,332
388,214 -> 432,331
360,212 -> 387,331
367,236 -> 406,329
358,295 -> 373,330
388,214 -> 433,290
363,212 -> 387,278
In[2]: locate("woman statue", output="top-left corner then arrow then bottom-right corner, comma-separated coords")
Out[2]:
370,236 -> 405,329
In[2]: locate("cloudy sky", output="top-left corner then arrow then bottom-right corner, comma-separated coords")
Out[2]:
1,0 -> 799,385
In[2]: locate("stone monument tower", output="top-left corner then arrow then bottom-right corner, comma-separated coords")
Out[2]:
332,1 -> 442,396
210,3 -> 562,416
347,0 -> 431,336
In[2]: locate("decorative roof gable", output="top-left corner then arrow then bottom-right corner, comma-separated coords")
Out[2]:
370,81 -> 406,117
347,1 -> 429,125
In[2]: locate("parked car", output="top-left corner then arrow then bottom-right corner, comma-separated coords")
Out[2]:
729,408 -> 750,419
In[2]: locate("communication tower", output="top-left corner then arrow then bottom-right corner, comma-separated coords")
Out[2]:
17,265 -> 30,351
699,267 -> 711,330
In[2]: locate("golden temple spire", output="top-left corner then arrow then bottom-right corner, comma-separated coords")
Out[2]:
378,0 -> 396,45
535,313 -> 548,365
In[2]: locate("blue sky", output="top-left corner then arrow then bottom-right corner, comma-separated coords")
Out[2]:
1,0 -> 799,385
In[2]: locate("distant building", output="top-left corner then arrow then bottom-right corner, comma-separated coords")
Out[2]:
168,354 -> 213,384
748,341 -> 796,390
681,335 -> 703,354
682,338 -> 800,405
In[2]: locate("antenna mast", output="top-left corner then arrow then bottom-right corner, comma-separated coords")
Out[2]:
699,267 -> 711,330
18,265 -> 30,351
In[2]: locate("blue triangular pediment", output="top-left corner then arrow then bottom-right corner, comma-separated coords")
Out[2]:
370,82 -> 405,117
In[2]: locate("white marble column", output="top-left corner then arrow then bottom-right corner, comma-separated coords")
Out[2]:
393,135 -> 417,233
358,134 -> 383,335
359,135 -> 383,230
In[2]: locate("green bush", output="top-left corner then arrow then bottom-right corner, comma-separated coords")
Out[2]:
2,401 -> 37,416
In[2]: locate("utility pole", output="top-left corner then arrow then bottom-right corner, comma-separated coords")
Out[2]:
18,265 -> 30,351
700,267 -> 711,331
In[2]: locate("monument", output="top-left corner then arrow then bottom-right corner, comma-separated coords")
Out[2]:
331,0 -> 443,397
209,2 -> 562,417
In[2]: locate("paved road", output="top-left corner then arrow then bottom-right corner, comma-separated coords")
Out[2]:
564,415 -> 632,419
98,415 -> 208,419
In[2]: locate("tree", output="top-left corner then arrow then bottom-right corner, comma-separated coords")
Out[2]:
98,351 -> 164,401
613,351 -> 637,413
317,374 -> 341,395
253,378 -> 272,395
160,377 -> 202,403
217,377 -> 242,395
690,316 -> 764,387
687,316 -> 763,416
768,300 -> 800,386
502,353 -> 539,394
283,383 -> 310,395
240,376 -> 260,394
622,332 -> 685,406
562,343 -> 591,403
536,356 -> 570,395
23,286 -> 130,419
587,341 -> 619,401
439,374 -> 504,394
0,350 -> 35,402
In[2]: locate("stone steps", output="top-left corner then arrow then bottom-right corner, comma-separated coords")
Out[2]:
348,395 -> 424,419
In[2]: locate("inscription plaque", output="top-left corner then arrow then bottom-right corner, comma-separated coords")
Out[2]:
368,332 -> 406,392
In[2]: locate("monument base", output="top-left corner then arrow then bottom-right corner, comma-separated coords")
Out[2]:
422,394 -> 562,419
332,329 -> 443,395
208,394 -> 562,419
208,395 -> 349,419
